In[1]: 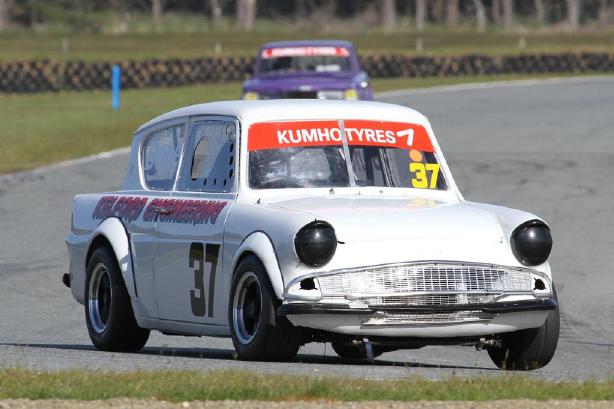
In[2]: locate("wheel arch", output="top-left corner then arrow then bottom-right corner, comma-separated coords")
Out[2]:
86,217 -> 137,299
231,231 -> 284,300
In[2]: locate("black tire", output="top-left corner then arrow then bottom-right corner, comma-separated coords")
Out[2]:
488,288 -> 560,370
331,341 -> 386,360
85,246 -> 150,352
229,255 -> 303,361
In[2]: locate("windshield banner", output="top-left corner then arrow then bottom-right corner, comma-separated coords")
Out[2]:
248,120 -> 434,152
261,47 -> 351,59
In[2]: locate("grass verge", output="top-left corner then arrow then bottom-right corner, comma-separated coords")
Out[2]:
1,30 -> 614,62
0,369 -> 612,401
1,73 -> 612,175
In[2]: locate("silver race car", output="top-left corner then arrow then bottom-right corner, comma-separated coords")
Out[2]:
65,100 -> 558,370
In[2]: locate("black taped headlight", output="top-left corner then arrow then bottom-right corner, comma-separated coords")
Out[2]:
511,220 -> 552,266
294,221 -> 337,267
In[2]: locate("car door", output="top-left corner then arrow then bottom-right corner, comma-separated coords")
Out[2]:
152,116 -> 238,325
116,121 -> 186,320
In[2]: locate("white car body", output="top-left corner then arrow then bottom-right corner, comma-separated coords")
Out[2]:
66,100 -> 555,347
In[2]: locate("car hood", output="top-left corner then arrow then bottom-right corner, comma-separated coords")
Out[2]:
263,196 -> 505,244
244,73 -> 355,92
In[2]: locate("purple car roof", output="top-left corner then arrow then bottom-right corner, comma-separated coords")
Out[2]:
259,40 -> 355,52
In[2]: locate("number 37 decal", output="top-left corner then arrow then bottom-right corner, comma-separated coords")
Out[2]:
188,242 -> 220,317
410,162 -> 440,189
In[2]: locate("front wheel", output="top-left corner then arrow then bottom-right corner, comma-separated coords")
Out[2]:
229,255 -> 303,361
85,246 -> 150,352
488,288 -> 560,370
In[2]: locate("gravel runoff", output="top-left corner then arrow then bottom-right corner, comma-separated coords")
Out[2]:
0,401 -> 613,409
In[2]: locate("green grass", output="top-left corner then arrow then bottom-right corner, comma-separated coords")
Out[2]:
1,30 -> 613,62
1,73 -> 612,175
0,369 -> 612,401
0,82 -> 240,174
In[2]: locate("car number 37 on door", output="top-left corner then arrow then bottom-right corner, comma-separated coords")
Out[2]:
188,242 -> 220,318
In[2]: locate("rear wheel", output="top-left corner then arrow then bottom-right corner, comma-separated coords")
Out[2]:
229,255 -> 303,361
488,288 -> 560,370
85,246 -> 149,352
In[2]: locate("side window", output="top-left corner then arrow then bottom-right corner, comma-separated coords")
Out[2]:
183,120 -> 236,193
142,125 -> 186,191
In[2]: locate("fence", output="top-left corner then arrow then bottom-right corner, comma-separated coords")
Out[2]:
1,52 -> 613,93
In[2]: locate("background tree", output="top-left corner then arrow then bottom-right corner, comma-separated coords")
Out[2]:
151,0 -> 163,31
109,0 -> 126,33
566,0 -> 580,29
294,0 -> 307,19
0,0 -> 9,31
0,0 -> 610,33
598,0 -> 610,25
491,0 -> 501,24
473,0 -> 486,32
432,0 -> 445,23
535,0 -> 545,23
446,0 -> 459,27
380,0 -> 396,33
210,0 -> 222,29
236,0 -> 256,30
502,0 -> 514,29
415,0 -> 426,32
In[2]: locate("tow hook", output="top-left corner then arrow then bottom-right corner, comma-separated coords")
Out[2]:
352,337 -> 375,363
475,337 -> 501,351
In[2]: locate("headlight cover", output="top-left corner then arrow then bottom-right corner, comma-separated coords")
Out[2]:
344,89 -> 358,100
511,220 -> 552,266
242,91 -> 259,100
294,221 -> 337,267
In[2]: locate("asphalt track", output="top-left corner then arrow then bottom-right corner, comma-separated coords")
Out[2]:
0,77 -> 613,380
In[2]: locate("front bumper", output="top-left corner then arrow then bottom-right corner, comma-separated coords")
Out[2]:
278,297 -> 557,316
281,301 -> 554,338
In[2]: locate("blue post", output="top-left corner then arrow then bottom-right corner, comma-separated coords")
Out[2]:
112,65 -> 121,111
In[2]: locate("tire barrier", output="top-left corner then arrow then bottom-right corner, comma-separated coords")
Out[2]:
1,52 -> 613,93
360,52 -> 614,78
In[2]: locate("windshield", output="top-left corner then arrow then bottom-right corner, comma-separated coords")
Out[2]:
258,46 -> 352,74
248,120 -> 447,191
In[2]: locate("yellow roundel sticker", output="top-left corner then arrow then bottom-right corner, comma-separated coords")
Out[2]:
409,149 -> 423,162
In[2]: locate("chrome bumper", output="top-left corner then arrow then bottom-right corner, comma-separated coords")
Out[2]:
278,297 -> 557,316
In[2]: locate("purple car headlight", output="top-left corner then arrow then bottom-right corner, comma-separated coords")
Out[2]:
242,92 -> 259,100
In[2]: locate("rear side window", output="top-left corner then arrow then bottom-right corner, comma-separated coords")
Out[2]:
142,125 -> 185,191
182,120 -> 236,193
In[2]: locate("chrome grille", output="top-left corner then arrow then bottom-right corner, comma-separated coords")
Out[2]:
318,262 -> 534,305
361,311 -> 493,326
363,294 -> 497,307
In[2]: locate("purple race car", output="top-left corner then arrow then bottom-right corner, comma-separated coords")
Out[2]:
242,40 -> 373,101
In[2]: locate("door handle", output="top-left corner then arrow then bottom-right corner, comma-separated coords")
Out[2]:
153,206 -> 174,216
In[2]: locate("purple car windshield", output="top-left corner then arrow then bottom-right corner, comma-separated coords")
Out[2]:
258,46 -> 352,74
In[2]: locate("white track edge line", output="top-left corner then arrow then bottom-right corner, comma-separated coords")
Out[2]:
375,75 -> 614,98
0,147 -> 130,182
